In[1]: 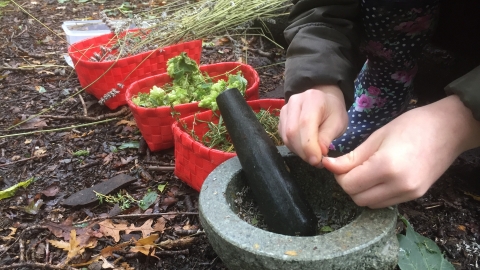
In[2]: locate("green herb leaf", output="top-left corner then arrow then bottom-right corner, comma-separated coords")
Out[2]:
320,225 -> 334,233
73,150 -> 89,156
140,191 -> 158,210
158,183 -> 167,193
118,141 -> 140,150
397,216 -> 454,270
0,177 -> 34,200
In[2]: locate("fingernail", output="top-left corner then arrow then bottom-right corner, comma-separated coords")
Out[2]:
323,157 -> 335,163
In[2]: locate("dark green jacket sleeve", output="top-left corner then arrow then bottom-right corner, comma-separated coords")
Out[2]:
283,0 -> 361,106
445,65 -> 480,121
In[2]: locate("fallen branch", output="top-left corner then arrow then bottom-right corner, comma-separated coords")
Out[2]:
0,154 -> 48,168
42,106 -> 129,122
72,212 -> 198,225
146,166 -> 175,171
0,262 -> 78,270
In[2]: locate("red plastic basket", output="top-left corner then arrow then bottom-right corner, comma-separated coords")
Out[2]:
126,62 -> 260,152
68,32 -> 202,110
172,99 -> 285,191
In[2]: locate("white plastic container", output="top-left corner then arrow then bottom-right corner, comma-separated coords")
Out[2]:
62,20 -> 113,45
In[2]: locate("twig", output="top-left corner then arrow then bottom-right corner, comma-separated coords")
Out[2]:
72,212 -> 198,225
19,239 -> 25,262
42,106 -> 128,122
0,262 -> 78,270
0,154 -> 48,168
146,166 -> 175,171
123,249 -> 189,259
0,225 -> 48,259
0,118 -> 119,139
247,48 -> 275,59
78,94 -> 87,117
77,160 -> 101,169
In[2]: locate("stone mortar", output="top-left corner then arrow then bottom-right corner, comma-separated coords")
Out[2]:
199,146 -> 399,270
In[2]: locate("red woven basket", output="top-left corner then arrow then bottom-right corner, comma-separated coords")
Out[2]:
172,99 -> 285,191
68,32 -> 202,110
126,62 -> 260,152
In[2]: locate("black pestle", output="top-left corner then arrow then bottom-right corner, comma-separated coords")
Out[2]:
216,88 -> 318,236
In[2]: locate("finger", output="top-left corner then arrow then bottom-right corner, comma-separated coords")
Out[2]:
322,130 -> 383,175
348,183 -> 400,208
297,101 -> 324,166
317,111 -> 347,156
279,102 -> 308,161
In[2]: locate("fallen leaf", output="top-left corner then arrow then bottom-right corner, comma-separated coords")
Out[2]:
116,119 -> 137,127
140,191 -> 158,211
23,199 -> 44,215
24,139 -> 32,144
34,148 -> 47,157
458,225 -> 466,232
0,177 -> 34,200
103,153 -> 114,165
48,230 -> 97,261
98,219 -> 130,242
19,117 -> 47,129
100,241 -> 131,258
130,234 -> 159,258
160,197 -> 178,210
41,184 -> 60,197
118,142 -> 139,150
125,219 -> 156,238
35,86 -> 46,93
1,228 -> 17,241
153,217 -> 167,233
11,155 -> 21,161
101,256 -> 116,268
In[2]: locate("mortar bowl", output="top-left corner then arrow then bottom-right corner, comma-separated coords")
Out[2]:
199,146 -> 398,270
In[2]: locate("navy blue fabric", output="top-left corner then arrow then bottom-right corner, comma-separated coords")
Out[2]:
330,0 -> 440,153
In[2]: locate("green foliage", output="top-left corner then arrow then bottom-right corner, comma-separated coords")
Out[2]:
158,183 -> 167,193
95,190 -> 143,210
191,109 -> 282,152
73,150 -> 89,157
397,215 -> 455,270
132,53 -> 248,111
139,190 -> 158,210
0,177 -> 34,200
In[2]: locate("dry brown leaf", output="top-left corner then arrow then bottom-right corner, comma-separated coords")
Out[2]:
103,153 -> 114,165
159,236 -> 196,249
100,241 -> 131,258
98,219 -> 130,242
1,227 -> 17,241
130,234 -> 159,258
41,184 -> 60,197
101,256 -> 115,268
153,217 -> 167,233
119,262 -> 135,270
116,119 -> 137,127
33,148 -> 47,157
125,219 -> 156,238
48,230 -> 97,260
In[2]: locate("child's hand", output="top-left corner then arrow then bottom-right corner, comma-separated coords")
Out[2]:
322,95 -> 480,208
278,85 -> 348,167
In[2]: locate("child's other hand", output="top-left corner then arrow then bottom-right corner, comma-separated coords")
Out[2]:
322,95 -> 480,208
279,85 -> 348,167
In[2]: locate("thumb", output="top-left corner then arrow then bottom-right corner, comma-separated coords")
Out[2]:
322,133 -> 382,175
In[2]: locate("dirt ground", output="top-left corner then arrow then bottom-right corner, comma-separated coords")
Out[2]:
0,0 -> 479,269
